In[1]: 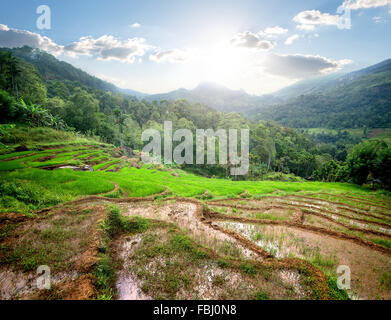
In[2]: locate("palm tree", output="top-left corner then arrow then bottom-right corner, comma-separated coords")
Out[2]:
8,54 -> 21,98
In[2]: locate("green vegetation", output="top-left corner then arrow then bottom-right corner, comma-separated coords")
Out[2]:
0,207 -> 96,272
372,238 -> 391,249
95,205 -> 151,299
0,46 -> 390,301
326,276 -> 350,300
101,205 -> 150,237
250,59 -> 391,129
380,272 -> 391,290
0,160 -> 370,214
2,47 -> 391,188
0,47 -> 354,180
239,262 -> 257,275
254,290 -> 270,300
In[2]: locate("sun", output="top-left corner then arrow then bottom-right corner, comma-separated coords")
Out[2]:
201,43 -> 245,85
184,41 -> 248,88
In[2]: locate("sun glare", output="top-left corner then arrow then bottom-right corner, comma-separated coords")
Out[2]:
201,44 -> 244,85
183,40 -> 250,90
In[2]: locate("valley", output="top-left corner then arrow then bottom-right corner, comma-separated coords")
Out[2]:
0,130 -> 390,300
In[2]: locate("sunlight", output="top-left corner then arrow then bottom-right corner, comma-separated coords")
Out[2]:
201,44 -> 244,85
183,39 -> 251,89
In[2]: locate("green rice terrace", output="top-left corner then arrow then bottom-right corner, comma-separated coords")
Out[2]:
1,127 -> 391,300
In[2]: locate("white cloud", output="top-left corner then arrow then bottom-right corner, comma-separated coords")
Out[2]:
0,24 -> 63,55
0,24 -> 151,63
296,24 -> 316,31
343,0 -> 391,10
64,35 -> 150,63
262,54 -> 352,79
263,26 -> 288,35
149,49 -> 188,63
293,10 -> 340,27
130,22 -> 141,28
230,31 -> 274,51
285,34 -> 300,45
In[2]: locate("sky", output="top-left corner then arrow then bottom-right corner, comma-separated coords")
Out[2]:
0,0 -> 391,95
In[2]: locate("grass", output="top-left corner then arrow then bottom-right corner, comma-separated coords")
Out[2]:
326,276 -> 350,300
0,207 -> 96,272
0,126 -> 374,209
380,272 -> 391,290
0,125 -> 380,215
119,225 -> 211,299
93,160 -> 120,171
372,238 -> 391,249
0,161 -> 375,213
1,126 -> 390,300
256,211 -> 288,221
311,251 -> 337,271
100,205 -> 150,237
117,222 -> 284,299
254,290 -> 270,300
0,126 -> 384,208
239,262 -> 257,275
95,205 -> 152,299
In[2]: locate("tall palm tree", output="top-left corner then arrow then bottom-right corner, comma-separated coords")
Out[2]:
8,54 -> 21,98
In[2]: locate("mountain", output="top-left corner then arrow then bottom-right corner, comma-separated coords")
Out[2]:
1,46 -> 121,94
146,82 -> 282,113
269,73 -> 344,100
248,59 -> 391,129
117,87 -> 147,99
4,46 -> 390,129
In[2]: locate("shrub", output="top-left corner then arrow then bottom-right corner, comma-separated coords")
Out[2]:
240,262 -> 257,275
326,276 -> 350,300
254,290 -> 269,300
101,205 -> 150,237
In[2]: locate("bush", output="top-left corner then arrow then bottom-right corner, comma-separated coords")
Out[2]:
380,272 -> 391,290
326,276 -> 350,300
0,180 -> 41,205
254,290 -> 269,300
101,205 -> 150,237
263,172 -> 304,182
240,262 -> 257,275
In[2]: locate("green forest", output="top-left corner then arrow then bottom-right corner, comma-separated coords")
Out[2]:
249,59 -> 391,129
1,47 -> 390,190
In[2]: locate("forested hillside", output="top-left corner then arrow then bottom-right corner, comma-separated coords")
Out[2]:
0,47 -> 321,180
1,47 -> 390,189
248,59 -> 391,128
2,46 -> 118,93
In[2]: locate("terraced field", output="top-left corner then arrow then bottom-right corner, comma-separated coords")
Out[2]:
1,133 -> 391,300
207,193 -> 391,299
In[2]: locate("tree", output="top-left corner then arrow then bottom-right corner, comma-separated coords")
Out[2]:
0,89 -> 16,121
64,87 -> 99,133
346,140 -> 390,188
45,96 -> 66,118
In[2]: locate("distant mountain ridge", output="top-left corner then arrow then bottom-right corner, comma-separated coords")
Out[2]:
3,46 -> 390,128
143,59 -> 391,126
248,58 -> 391,128
145,82 -> 282,113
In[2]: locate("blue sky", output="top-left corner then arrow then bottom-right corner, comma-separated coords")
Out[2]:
1,0 -> 390,94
